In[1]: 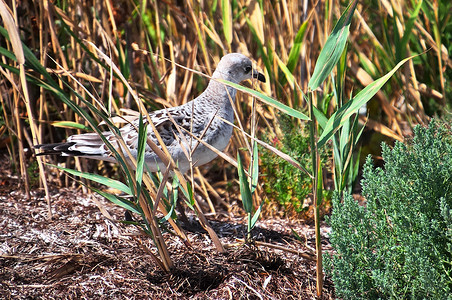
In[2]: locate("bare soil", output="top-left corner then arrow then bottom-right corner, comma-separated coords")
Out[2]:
0,154 -> 335,299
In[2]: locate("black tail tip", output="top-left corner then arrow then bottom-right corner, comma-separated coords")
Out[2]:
33,142 -> 76,155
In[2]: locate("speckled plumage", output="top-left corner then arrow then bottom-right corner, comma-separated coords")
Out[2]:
35,53 -> 265,173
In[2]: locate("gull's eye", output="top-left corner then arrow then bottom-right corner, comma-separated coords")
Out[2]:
244,65 -> 252,74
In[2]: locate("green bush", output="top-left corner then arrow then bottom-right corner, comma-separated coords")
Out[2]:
260,115 -> 331,215
325,120 -> 452,299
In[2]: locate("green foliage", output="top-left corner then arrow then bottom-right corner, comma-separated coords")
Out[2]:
308,0 -> 357,91
26,160 -> 40,187
317,54 -> 415,148
331,48 -> 364,195
325,120 -> 452,299
238,143 -> 263,239
261,115 -> 331,214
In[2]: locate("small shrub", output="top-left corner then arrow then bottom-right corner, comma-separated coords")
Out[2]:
260,114 -> 331,215
325,120 -> 452,299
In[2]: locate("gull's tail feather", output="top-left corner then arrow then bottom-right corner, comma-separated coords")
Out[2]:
34,133 -> 107,157
34,142 -> 78,156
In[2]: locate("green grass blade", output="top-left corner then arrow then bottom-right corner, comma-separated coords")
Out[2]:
51,121 -> 93,131
277,20 -> 309,88
317,55 -> 415,148
184,181 -> 195,210
161,201 -> 176,222
287,20 -> 309,73
93,188 -> 141,214
135,115 -> 147,196
250,200 -> 264,229
339,117 -> 351,160
0,45 -> 17,61
50,164 -> 133,195
313,106 -> 328,129
353,115 -> 366,148
332,137 -> 342,187
218,79 -> 310,120
159,176 -> 178,222
117,36 -> 130,80
396,0 -> 423,62
250,141 -> 259,194
162,185 -> 177,222
237,153 -> 252,214
308,0 -> 358,90
276,55 -> 295,89
221,0 -> 233,46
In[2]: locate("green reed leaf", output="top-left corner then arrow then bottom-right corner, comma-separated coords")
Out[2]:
308,0 -> 358,91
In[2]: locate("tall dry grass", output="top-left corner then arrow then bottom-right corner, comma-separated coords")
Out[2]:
0,0 -> 449,231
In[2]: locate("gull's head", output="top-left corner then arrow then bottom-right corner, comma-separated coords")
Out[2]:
213,53 -> 266,84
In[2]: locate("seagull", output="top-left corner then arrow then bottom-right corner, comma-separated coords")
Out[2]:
35,53 -> 266,173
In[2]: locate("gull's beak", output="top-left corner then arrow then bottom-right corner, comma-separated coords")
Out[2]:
253,71 -> 266,83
